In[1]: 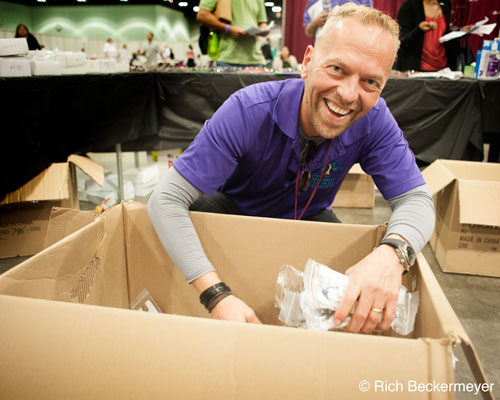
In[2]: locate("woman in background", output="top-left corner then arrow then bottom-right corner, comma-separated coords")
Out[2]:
15,24 -> 42,51
396,0 -> 459,71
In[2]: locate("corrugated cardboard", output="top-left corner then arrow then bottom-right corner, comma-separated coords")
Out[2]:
0,202 -> 493,399
0,155 -> 103,258
332,163 -> 375,208
214,0 -> 231,22
423,159 -> 500,277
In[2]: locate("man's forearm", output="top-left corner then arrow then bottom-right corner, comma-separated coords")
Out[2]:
197,8 -> 229,32
305,22 -> 317,37
385,184 -> 435,253
147,167 -> 215,283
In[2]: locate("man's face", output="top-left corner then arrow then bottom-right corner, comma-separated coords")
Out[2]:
299,18 -> 395,139
147,32 -> 153,41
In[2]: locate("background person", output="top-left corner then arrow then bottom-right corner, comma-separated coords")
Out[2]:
103,38 -> 118,60
395,0 -> 471,71
148,4 -> 435,334
186,44 -> 196,67
15,24 -> 41,50
196,0 -> 269,67
272,46 -> 299,71
139,32 -> 166,70
304,0 -> 373,41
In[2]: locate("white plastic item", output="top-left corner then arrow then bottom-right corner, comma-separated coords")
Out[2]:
275,259 -> 420,336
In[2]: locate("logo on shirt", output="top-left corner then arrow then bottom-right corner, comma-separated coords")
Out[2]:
310,161 -> 342,189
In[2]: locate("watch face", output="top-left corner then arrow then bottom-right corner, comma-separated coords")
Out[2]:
406,245 -> 416,265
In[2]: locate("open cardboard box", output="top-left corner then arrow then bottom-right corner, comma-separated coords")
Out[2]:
0,154 -> 103,258
0,202 -> 493,399
332,164 -> 375,208
423,160 -> 500,277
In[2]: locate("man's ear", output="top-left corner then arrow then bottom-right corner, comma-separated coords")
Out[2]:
301,45 -> 314,79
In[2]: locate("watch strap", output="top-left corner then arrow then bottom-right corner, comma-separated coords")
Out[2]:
377,238 -> 411,275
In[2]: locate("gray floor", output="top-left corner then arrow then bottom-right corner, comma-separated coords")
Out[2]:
1,191 -> 498,399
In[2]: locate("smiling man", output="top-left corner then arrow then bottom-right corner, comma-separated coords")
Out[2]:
148,4 -> 435,334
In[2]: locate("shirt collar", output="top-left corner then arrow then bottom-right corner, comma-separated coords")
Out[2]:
272,78 -> 304,141
272,78 -> 383,148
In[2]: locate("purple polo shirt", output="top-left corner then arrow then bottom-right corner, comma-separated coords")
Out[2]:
174,78 -> 424,219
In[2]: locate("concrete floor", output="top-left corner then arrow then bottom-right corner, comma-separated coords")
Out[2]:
1,181 -> 498,399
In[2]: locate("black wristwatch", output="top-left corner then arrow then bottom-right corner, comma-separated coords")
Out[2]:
377,238 -> 416,275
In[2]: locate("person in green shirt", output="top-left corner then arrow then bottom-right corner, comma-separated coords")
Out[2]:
197,0 -> 270,67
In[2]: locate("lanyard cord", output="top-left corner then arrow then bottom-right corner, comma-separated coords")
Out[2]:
294,139 -> 334,220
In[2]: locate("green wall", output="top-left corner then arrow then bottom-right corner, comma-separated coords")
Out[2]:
0,2 -> 32,31
0,2 -> 190,42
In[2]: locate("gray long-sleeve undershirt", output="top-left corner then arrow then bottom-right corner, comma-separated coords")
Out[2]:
147,167 -> 435,283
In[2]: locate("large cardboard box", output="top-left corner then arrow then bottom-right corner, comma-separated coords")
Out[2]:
423,160 -> 500,277
332,164 -> 375,208
0,202 -> 492,399
0,155 -> 103,258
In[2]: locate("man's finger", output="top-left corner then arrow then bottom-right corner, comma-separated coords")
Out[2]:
333,282 -> 360,327
345,290 -> 375,333
377,296 -> 397,331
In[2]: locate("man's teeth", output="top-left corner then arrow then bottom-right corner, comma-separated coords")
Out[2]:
325,100 -> 349,116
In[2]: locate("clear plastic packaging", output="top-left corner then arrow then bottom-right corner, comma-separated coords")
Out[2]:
275,259 -> 419,336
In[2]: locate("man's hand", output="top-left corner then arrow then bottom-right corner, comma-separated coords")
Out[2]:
211,295 -> 262,323
333,235 -> 405,334
305,12 -> 329,37
229,25 -> 247,39
419,21 -> 434,31
192,271 -> 261,324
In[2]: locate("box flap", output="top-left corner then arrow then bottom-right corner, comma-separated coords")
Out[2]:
0,163 -> 71,205
348,163 -> 365,175
45,207 -> 99,248
459,338 -> 495,400
68,154 -> 104,186
458,180 -> 500,227
416,254 -> 493,399
0,294 -> 450,400
422,160 -> 456,197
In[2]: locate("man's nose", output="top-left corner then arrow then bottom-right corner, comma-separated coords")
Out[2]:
336,76 -> 359,105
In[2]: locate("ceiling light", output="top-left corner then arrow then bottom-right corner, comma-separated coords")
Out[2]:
193,6 -> 200,12
77,0 -> 86,2
37,0 -> 46,2
178,1 -> 188,6
265,2 -> 274,6
272,6 -> 281,12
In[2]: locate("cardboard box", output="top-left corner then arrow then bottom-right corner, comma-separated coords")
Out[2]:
0,202 -> 492,399
423,159 -> 500,277
332,164 -> 375,208
0,155 -> 103,258
0,57 -> 31,77
0,38 -> 29,56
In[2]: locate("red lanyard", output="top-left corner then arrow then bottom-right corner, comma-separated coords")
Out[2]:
294,139 -> 334,220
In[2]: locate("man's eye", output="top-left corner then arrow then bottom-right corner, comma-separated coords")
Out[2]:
331,65 -> 341,73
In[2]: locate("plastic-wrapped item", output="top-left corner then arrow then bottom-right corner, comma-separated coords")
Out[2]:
275,259 -> 419,336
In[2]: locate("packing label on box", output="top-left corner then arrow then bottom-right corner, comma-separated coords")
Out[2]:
458,224 -> 500,252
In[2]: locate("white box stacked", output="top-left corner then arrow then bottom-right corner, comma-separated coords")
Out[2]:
0,38 -> 31,77
99,59 -> 117,73
80,173 -> 135,205
124,165 -> 160,197
28,50 -> 61,76
55,51 -> 87,75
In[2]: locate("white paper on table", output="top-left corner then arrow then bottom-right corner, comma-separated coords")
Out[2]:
245,20 -> 275,36
439,16 -> 492,43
